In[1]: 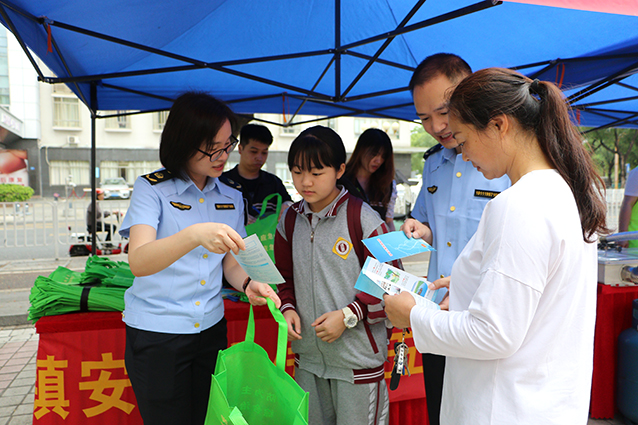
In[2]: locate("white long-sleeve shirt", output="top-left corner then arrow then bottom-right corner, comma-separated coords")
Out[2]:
410,169 -> 597,425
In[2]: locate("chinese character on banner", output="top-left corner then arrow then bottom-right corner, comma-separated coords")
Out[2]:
34,314 -> 143,424
79,352 -> 135,418
34,356 -> 70,419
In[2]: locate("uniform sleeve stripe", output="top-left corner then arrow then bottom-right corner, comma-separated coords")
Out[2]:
280,303 -> 296,313
349,302 -> 364,320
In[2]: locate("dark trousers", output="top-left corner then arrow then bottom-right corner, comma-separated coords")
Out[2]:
423,353 -> 446,425
88,222 -> 115,241
125,319 -> 227,425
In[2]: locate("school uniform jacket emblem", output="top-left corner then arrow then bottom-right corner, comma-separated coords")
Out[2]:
170,201 -> 191,210
427,185 -> 438,194
332,237 -> 353,260
142,170 -> 173,185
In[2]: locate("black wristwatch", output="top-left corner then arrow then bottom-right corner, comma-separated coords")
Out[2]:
242,276 -> 252,292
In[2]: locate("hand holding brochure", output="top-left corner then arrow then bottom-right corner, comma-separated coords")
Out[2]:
362,230 -> 434,263
230,234 -> 285,284
355,257 -> 440,310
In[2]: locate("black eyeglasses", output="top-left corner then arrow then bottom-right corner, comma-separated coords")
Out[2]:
197,135 -> 239,162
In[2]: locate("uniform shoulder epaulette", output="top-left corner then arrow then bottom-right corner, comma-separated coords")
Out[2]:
142,170 -> 173,185
423,143 -> 443,161
219,175 -> 242,190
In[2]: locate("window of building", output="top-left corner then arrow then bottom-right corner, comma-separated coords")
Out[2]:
275,163 -> 291,183
354,118 -> 400,139
153,111 -> 170,131
49,161 -> 90,185
281,116 -> 297,135
53,84 -> 74,94
53,97 -> 81,128
0,27 -> 10,107
101,160 -> 162,184
104,111 -> 131,130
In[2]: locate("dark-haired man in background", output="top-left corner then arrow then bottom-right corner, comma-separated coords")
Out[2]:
223,124 -> 292,224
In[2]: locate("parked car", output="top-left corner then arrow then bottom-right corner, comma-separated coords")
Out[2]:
100,177 -> 131,199
284,181 -> 302,202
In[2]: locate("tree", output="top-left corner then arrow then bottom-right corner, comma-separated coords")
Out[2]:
583,128 -> 638,188
410,125 -> 438,174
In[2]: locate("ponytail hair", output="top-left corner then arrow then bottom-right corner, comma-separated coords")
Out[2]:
447,67 -> 608,242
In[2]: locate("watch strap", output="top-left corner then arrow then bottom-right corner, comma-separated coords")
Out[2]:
242,276 -> 252,292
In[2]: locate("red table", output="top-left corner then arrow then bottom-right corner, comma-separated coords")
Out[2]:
590,283 -> 638,419
34,300 -> 427,424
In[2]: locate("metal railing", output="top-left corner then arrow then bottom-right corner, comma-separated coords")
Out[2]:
1,199 -> 130,257
1,201 -> 59,256
0,190 -> 628,257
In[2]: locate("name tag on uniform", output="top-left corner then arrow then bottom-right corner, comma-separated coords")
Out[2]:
215,203 -> 236,210
474,189 -> 500,199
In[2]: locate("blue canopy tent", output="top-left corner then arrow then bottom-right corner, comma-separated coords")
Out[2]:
1,0 -> 638,252
1,0 -> 638,126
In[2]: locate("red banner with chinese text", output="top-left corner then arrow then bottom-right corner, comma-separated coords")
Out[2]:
34,325 -> 142,425
34,305 -> 427,425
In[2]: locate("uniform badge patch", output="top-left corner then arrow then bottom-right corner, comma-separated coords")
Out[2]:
332,237 -> 352,260
219,175 -> 242,190
170,201 -> 191,210
142,170 -> 173,185
427,185 -> 438,194
215,203 -> 236,210
474,189 -> 501,199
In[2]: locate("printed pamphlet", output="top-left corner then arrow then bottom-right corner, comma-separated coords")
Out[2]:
231,234 -> 285,284
362,230 -> 434,263
355,256 -> 440,310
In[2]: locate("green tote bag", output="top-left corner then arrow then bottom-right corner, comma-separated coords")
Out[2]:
205,298 -> 309,425
245,193 -> 282,263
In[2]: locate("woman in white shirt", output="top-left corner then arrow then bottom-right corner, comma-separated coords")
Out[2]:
385,68 -> 608,425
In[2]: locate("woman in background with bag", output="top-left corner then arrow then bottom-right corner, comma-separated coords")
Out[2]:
119,92 -> 280,425
340,128 -> 398,231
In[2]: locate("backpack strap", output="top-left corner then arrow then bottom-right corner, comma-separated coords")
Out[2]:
345,195 -> 381,354
346,195 -> 365,267
284,204 -> 298,244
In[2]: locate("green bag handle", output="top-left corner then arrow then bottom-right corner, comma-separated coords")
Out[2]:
246,298 -> 288,371
255,193 -> 282,220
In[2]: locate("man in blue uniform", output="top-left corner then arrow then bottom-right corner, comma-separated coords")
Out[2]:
402,53 -> 511,425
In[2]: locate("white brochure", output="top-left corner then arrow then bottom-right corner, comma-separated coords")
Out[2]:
231,234 -> 285,284
362,257 -> 440,310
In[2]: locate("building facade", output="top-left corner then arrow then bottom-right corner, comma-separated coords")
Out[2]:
1,28 -> 417,199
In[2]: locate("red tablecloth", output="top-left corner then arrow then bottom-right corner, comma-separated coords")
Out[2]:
34,300 -> 427,424
590,283 -> 638,419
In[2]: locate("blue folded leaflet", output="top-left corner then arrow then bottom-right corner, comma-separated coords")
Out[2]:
362,231 -> 434,264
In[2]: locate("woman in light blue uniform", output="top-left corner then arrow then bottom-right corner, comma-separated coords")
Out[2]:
119,92 -> 280,425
